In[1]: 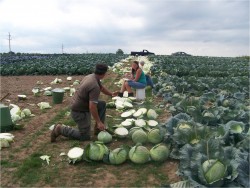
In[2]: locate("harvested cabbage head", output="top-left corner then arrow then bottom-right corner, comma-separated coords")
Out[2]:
85,141 -> 109,161
22,108 -> 32,117
129,145 -> 150,164
147,120 -> 158,127
32,88 -> 40,96
150,144 -> 170,162
67,147 -> 84,164
97,131 -> 112,144
148,128 -> 163,144
109,148 -> 128,165
135,119 -> 146,127
132,129 -> 148,144
147,109 -> 158,119
37,102 -> 52,110
114,127 -> 128,138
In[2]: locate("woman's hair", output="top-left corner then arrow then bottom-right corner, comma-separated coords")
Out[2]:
131,61 -> 139,74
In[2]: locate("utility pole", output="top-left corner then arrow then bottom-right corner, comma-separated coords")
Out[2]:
62,43 -> 64,54
8,32 -> 12,52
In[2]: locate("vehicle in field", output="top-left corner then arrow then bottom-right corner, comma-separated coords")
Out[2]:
171,52 -> 192,56
130,49 -> 155,56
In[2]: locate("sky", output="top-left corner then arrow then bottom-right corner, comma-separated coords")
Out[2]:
0,0 -> 249,57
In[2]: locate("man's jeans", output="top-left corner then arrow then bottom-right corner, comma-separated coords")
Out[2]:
61,100 -> 106,140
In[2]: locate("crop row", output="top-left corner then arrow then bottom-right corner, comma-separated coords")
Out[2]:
148,55 -> 249,187
0,53 -> 129,75
150,56 -> 249,96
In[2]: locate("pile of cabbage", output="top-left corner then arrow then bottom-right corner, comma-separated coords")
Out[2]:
33,77 -> 77,97
0,133 -> 14,150
112,107 -> 160,140
106,96 -> 136,110
9,104 -> 34,123
65,106 -> 171,165
66,141 -> 170,165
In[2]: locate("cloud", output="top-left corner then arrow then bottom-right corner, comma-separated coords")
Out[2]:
0,0 -> 249,56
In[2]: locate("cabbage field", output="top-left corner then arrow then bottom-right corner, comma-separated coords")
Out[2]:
0,53 -> 249,187
149,55 -> 249,187
0,53 -> 129,75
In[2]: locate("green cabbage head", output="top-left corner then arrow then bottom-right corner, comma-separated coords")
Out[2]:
150,143 -> 170,162
147,128 -> 163,144
129,145 -> 150,164
109,148 -> 127,165
202,159 -> 227,184
97,131 -> 112,144
147,109 -> 158,119
87,142 -> 109,161
132,129 -> 148,144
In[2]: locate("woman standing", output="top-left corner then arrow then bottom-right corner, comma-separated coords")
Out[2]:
118,61 -> 146,97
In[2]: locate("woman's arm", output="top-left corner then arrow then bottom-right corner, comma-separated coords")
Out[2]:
130,70 -> 135,79
124,72 -> 133,79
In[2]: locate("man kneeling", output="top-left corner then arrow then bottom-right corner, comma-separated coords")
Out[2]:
51,63 -> 117,142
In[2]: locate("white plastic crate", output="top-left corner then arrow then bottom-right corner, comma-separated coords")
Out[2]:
136,88 -> 146,100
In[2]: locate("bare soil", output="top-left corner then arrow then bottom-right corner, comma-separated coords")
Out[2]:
0,71 -> 181,187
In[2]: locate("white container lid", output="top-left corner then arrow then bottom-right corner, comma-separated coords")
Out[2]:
52,88 -> 65,93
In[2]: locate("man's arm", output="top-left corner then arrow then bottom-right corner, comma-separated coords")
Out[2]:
89,101 -> 105,130
101,86 -> 118,97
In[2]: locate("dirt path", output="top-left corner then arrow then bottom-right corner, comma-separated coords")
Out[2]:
0,71 -> 181,187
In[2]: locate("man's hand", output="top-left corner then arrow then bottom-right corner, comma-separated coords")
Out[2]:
90,102 -> 105,131
112,91 -> 120,97
96,122 -> 105,131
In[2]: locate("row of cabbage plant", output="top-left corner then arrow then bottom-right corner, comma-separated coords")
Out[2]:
0,53 -> 129,75
148,55 -> 249,187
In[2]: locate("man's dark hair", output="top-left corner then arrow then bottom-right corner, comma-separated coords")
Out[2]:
94,63 -> 108,75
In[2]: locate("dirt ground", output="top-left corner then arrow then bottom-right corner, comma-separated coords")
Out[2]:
0,72 -> 181,187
